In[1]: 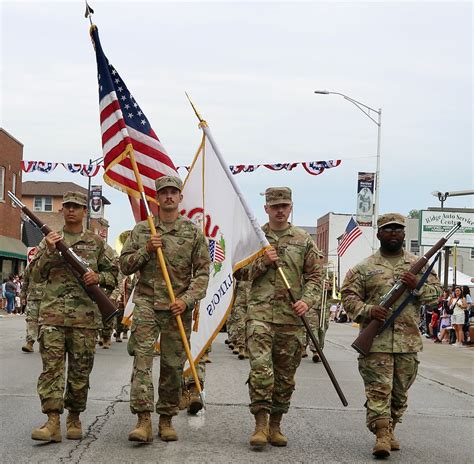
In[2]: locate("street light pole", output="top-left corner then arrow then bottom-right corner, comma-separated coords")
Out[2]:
314,90 -> 382,253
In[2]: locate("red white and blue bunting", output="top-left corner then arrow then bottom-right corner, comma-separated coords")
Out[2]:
21,159 -> 341,177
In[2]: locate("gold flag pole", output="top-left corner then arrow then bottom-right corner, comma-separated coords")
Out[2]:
126,144 -> 205,406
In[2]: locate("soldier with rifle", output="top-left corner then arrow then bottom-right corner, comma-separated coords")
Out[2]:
28,191 -> 118,443
341,213 -> 442,458
246,187 -> 323,448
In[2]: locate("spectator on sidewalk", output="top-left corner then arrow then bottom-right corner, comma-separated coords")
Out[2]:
462,286 -> 472,344
4,275 -> 16,315
428,307 -> 440,341
448,286 -> 467,347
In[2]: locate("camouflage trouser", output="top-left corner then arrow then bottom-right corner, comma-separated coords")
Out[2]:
247,320 -> 305,415
231,304 -> 247,350
184,344 -> 211,387
305,306 -> 330,351
100,316 -> 114,339
128,299 -> 192,416
38,325 -> 97,413
358,352 -> 419,431
115,309 -> 128,335
25,300 -> 40,343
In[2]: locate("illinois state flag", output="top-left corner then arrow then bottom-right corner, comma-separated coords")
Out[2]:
180,128 -> 266,372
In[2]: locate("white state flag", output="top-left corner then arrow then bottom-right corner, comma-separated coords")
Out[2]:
180,129 -> 266,372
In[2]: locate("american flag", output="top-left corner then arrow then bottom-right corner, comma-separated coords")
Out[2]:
90,26 -> 177,220
209,239 -> 225,263
337,217 -> 362,257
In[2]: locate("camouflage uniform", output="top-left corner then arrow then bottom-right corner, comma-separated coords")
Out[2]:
119,214 -> 210,416
228,267 -> 251,353
31,222 -> 118,413
247,222 -> 322,415
342,248 -> 441,431
111,274 -> 133,338
305,297 -> 331,352
20,265 -> 44,344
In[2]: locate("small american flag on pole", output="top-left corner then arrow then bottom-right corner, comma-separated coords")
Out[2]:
337,217 -> 362,257
90,25 -> 177,220
209,239 -> 225,263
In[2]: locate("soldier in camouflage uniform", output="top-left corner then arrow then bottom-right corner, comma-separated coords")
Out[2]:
30,191 -> 118,443
246,187 -> 322,448
111,273 -> 133,342
119,175 -> 210,443
229,265 -> 251,359
20,261 -> 44,353
341,213 -> 441,458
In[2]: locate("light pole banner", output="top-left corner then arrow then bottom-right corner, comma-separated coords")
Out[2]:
356,172 -> 374,226
420,210 -> 474,248
89,185 -> 104,219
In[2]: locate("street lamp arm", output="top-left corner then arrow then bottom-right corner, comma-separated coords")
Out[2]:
314,90 -> 380,125
341,95 -> 380,126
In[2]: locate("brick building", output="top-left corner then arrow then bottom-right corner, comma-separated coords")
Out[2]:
21,181 -> 111,245
0,128 -> 27,278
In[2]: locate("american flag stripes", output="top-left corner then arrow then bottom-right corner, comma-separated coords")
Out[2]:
337,217 -> 363,257
209,239 -> 225,263
90,26 -> 177,219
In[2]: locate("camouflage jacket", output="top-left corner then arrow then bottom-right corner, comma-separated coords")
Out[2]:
119,215 -> 210,311
31,228 -> 118,329
341,249 -> 441,353
20,264 -> 45,302
247,223 -> 323,325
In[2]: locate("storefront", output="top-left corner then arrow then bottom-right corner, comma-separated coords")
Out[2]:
0,235 -> 27,279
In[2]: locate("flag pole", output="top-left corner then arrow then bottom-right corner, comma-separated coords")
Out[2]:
185,93 -> 348,406
125,144 -> 205,407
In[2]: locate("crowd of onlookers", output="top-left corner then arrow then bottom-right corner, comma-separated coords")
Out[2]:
421,285 -> 473,347
1,274 -> 25,315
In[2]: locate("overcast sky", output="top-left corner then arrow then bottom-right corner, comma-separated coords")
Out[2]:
1,0 -> 472,246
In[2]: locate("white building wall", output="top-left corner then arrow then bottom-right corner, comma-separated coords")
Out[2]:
324,213 -> 373,287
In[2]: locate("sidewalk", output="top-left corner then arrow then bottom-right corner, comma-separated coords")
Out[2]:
325,321 -> 474,396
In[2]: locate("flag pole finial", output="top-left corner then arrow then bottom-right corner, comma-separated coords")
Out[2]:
84,1 -> 94,25
185,92 -> 207,127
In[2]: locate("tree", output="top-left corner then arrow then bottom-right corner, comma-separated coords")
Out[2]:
407,209 -> 420,219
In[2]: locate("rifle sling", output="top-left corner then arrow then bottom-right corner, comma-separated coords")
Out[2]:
378,252 -> 441,335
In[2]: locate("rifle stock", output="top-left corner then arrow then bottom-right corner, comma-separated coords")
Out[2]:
8,191 -> 118,322
351,222 -> 461,356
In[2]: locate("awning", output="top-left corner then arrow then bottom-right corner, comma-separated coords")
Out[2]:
0,235 -> 27,260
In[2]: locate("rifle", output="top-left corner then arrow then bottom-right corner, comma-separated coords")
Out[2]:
8,191 -> 118,323
351,222 -> 461,356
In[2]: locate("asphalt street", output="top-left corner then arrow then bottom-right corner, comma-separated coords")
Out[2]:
0,314 -> 472,464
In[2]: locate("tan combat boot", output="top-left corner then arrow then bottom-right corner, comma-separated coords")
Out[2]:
269,413 -> 288,447
22,341 -> 34,353
66,411 -> 83,440
389,422 -> 400,450
238,348 -> 246,360
102,338 -> 111,349
31,412 -> 62,442
187,384 -> 203,415
249,410 -> 268,447
372,418 -> 391,457
179,387 -> 190,410
128,412 -> 153,442
158,415 -> 178,441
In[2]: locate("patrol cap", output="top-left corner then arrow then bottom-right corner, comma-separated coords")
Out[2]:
377,213 -> 406,229
155,175 -> 183,192
265,187 -> 292,206
62,191 -> 88,207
